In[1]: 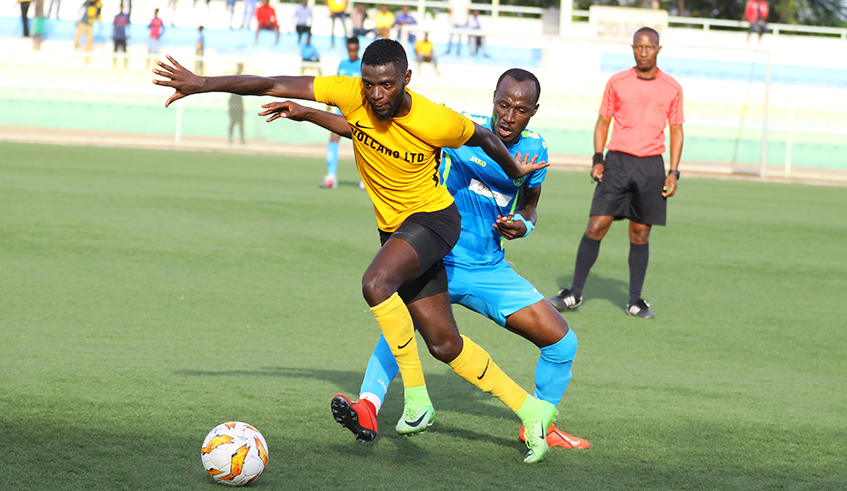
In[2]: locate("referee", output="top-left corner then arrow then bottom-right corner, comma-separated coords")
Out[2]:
550,26 -> 684,319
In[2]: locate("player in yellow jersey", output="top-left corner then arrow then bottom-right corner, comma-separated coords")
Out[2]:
152,39 -> 555,463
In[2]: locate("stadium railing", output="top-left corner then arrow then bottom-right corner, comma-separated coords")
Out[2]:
352,1 -> 847,39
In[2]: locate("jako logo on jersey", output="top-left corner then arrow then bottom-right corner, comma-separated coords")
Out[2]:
351,126 -> 426,163
470,155 -> 487,167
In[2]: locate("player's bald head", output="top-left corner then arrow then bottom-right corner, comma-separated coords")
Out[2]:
496,68 -> 541,105
633,27 -> 660,46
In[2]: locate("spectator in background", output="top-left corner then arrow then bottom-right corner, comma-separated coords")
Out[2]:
19,0 -> 34,37
468,10 -> 488,57
745,0 -> 769,44
321,36 -> 361,189
351,3 -> 371,38
228,63 -> 246,145
393,5 -> 416,46
292,0 -> 313,44
327,0 -> 348,47
241,0 -> 257,29
146,8 -> 164,70
414,32 -> 440,76
47,0 -> 60,19
112,2 -> 131,69
17,0 -> 31,38
226,0 -> 237,29
195,25 -> 205,75
32,0 -> 45,48
374,4 -> 394,39
445,0 -> 470,55
255,0 -> 280,44
74,0 -> 100,53
300,34 -> 320,61
166,0 -> 176,26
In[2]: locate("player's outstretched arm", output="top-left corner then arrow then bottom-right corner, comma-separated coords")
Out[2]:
152,55 -> 316,107
259,101 -> 352,138
465,123 -> 548,179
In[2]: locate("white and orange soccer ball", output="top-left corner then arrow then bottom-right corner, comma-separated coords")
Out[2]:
201,421 -> 269,486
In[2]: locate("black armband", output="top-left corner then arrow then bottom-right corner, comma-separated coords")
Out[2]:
592,152 -> 604,165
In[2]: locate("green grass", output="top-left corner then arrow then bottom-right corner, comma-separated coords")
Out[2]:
1,141 -> 845,490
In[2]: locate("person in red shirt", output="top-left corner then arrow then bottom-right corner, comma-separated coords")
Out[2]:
745,0 -> 769,44
550,26 -> 684,319
255,0 -> 280,45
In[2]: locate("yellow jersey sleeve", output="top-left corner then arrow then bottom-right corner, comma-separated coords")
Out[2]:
398,92 -> 475,150
313,75 -> 364,116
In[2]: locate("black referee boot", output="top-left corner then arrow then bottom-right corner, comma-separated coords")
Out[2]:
626,299 -> 655,319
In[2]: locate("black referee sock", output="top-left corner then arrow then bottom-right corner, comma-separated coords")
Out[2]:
629,242 -> 649,305
571,234 -> 601,297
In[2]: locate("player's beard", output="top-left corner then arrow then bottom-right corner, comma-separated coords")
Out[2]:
370,94 -> 402,121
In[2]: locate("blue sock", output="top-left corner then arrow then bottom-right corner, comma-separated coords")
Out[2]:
534,328 -> 578,407
326,142 -> 339,177
359,335 -> 399,409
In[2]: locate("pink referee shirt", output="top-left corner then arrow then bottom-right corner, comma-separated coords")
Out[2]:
600,68 -> 684,158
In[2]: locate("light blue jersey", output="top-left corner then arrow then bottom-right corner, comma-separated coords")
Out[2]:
440,113 -> 549,267
337,57 -> 361,77
359,114 -> 578,411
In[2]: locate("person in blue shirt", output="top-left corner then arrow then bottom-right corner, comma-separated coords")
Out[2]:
299,33 -> 320,61
260,68 -> 590,451
392,5 -> 417,47
112,2 -> 130,69
319,37 -> 362,190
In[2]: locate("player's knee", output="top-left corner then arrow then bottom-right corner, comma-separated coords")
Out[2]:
585,221 -> 610,240
361,273 -> 393,305
540,328 -> 577,364
630,228 -> 650,244
426,335 -> 462,363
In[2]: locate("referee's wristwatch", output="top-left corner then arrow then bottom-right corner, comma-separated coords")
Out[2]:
668,169 -> 680,179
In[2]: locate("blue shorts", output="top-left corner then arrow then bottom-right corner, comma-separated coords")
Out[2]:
446,260 -> 544,327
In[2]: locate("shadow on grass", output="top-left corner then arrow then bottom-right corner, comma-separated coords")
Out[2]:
178,366 -> 524,451
554,273 -> 629,312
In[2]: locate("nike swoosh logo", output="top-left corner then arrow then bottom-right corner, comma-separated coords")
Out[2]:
561,434 -> 581,447
397,337 -> 413,349
404,412 -> 428,428
477,360 -> 489,380
355,121 -> 373,129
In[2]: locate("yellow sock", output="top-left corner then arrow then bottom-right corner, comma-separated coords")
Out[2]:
370,293 -> 425,388
448,335 -> 529,413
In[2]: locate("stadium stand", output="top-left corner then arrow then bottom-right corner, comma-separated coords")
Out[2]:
2,1 -> 846,182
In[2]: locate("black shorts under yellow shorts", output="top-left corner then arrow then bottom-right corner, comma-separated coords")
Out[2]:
590,150 -> 667,226
378,202 -> 460,304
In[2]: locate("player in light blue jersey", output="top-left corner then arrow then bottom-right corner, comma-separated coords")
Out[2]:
342,69 -> 588,449
262,69 -> 589,452
320,37 -> 363,189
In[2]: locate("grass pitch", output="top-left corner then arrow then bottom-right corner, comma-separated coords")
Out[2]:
1,142 -> 845,491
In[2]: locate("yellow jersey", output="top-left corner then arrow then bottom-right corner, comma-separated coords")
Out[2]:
326,0 -> 347,14
313,75 -> 474,232
415,40 -> 434,57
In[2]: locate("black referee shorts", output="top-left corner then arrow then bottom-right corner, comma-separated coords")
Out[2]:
590,151 -> 667,226
378,202 -> 461,304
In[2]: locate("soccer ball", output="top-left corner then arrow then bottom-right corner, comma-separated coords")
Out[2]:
201,421 -> 269,486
